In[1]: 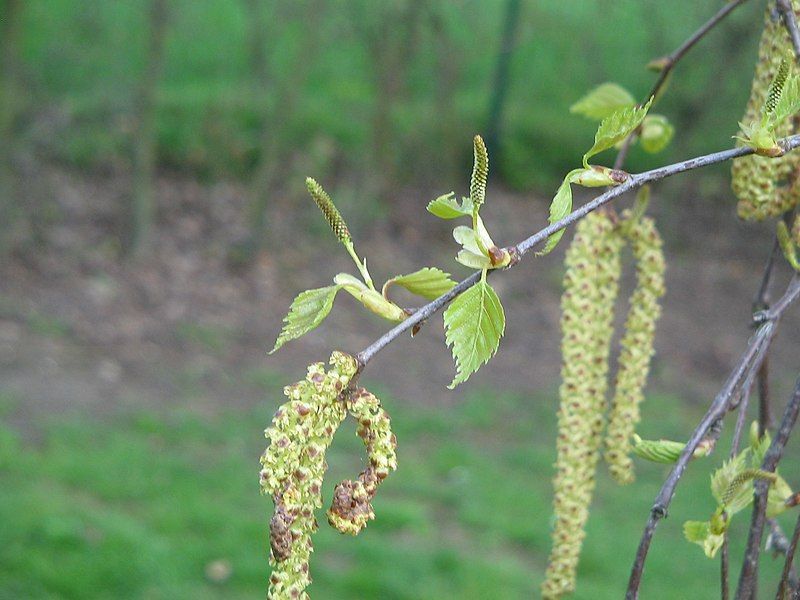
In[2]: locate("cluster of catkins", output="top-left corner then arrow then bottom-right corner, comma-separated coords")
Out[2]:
732,0 -> 800,221
543,209 -> 665,599
260,351 -> 397,600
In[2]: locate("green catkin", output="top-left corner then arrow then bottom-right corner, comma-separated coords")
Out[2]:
543,212 -> 622,599
732,1 -> 800,221
793,213 -> 800,246
305,177 -> 352,244
327,387 -> 397,535
721,468 -> 777,507
604,215 -> 666,485
260,351 -> 358,600
470,135 -> 489,209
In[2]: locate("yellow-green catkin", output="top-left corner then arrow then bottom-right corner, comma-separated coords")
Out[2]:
543,212 -> 622,599
732,1 -> 800,221
604,215 -> 666,485
260,351 -> 358,600
793,213 -> 800,246
327,387 -> 398,535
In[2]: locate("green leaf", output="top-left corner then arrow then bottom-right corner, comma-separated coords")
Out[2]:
427,193 -> 473,219
778,221 -> 800,271
384,267 -> 457,300
537,178 -> 573,256
443,279 -> 505,388
271,285 -> 340,353
711,451 -> 754,515
583,97 -> 653,167
640,114 -> 674,154
570,82 -> 636,120
683,520 -> 711,544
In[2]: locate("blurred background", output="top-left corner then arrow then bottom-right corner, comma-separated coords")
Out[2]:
2,0 -> 800,598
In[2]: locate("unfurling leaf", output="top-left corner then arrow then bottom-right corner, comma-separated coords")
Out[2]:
443,280 -> 505,388
427,193 -> 473,219
583,97 -> 653,167
334,273 -> 408,322
570,82 -> 636,120
306,178 -> 351,244
769,73 -> 800,126
271,285 -> 341,353
538,179 -> 572,256
683,519 -> 726,558
470,135 -> 489,212
777,220 -> 800,271
640,114 -> 675,154
383,267 -> 457,300
568,165 -> 628,188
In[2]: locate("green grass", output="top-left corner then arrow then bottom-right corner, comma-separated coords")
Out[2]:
16,0 -> 765,191
1,373 -> 797,599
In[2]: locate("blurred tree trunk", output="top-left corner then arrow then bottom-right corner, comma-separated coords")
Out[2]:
130,0 -> 168,257
363,0 -> 425,205
239,0 -> 321,265
429,6 -> 461,177
0,0 -> 23,254
484,0 -> 522,166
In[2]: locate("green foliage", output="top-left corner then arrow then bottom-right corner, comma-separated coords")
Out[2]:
630,433 -> 712,464
383,268 -> 456,301
443,278 -> 505,388
683,424 -> 796,559
582,97 -> 653,168
431,135 -> 511,270
570,82 -> 636,120
426,193 -> 473,220
271,286 -> 340,354
538,179 -> 572,256
777,218 -> 800,271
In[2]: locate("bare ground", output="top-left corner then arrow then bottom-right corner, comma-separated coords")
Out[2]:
1,165 -> 799,434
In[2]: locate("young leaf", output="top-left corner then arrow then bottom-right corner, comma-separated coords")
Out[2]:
570,82 -> 636,120
683,520 -> 725,558
443,279 -> 505,388
639,114 -> 675,154
470,135 -> 489,212
771,74 -> 800,129
383,267 -> 457,300
427,193 -> 473,219
777,220 -> 800,271
537,178 -> 573,256
582,97 -> 653,167
271,285 -> 341,353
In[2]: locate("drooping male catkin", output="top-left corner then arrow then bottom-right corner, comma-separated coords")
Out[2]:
732,2 -> 800,221
604,214 -> 665,485
305,177 -> 351,244
327,387 -> 397,535
543,212 -> 622,599
260,351 -> 358,600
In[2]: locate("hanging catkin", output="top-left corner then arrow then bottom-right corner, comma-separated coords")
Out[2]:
543,212 -> 622,599
732,1 -> 800,221
604,214 -> 666,485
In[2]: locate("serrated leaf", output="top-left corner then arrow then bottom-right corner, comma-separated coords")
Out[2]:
427,193 -> 473,219
583,97 -> 653,167
683,520 -> 711,544
640,114 -> 674,154
270,285 -> 340,353
570,82 -> 636,120
711,451 -> 753,515
537,178 -> 573,256
778,221 -> 800,271
384,267 -> 457,300
444,280 -> 505,388
770,74 -> 800,126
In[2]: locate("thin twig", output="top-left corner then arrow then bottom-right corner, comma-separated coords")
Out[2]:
613,0 -> 750,170
356,135 -> 800,366
776,514 -> 800,599
625,274 -> 800,600
735,378 -> 800,599
777,0 -> 800,61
